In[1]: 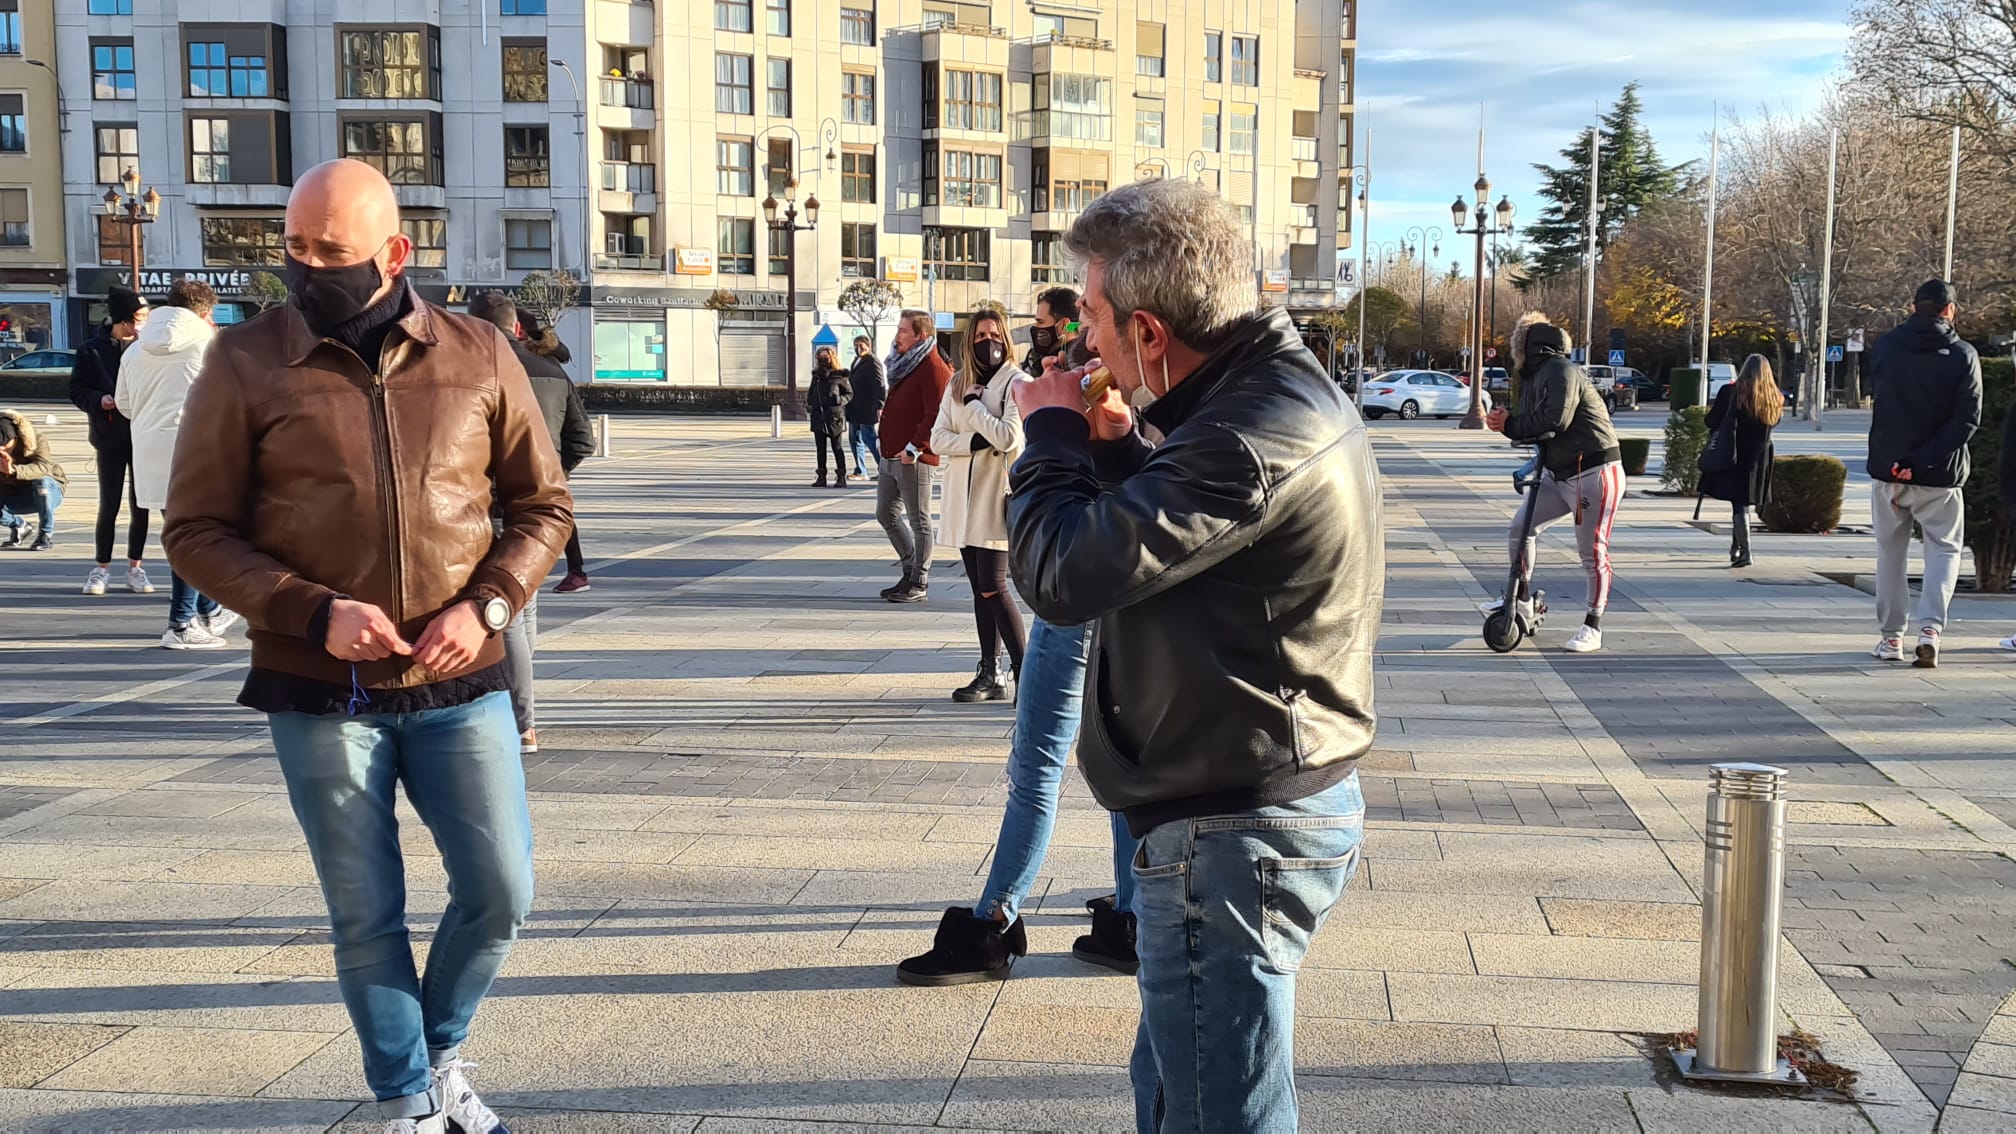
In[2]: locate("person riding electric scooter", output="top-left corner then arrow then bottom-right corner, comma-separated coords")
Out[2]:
1485,313 -> 1625,654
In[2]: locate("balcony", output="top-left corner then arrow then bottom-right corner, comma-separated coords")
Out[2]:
1289,204 -> 1319,229
1025,30 -> 1112,50
923,21 -> 1007,39
1291,136 -> 1318,163
598,162 -> 657,215
597,77 -> 655,131
595,249 -> 663,273
1015,110 -> 1113,144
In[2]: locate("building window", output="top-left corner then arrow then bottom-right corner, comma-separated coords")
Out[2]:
199,216 -> 285,266
1204,31 -> 1221,82
1032,231 -> 1068,283
0,95 -> 23,153
94,125 -> 139,185
766,137 -> 792,195
189,116 -> 231,181
840,7 -> 874,45
924,225 -> 988,282
922,63 -> 937,129
93,40 -> 137,100
716,0 -> 751,32
502,40 -> 547,101
840,147 -> 875,203
504,125 -> 549,187
1033,150 -> 1107,213
766,58 -> 790,117
767,226 -> 790,275
88,0 -> 133,12
342,116 -> 441,186
606,214 -> 650,257
840,222 -> 875,277
766,0 -> 790,36
921,140 -> 937,205
1033,73 -> 1111,142
718,217 -> 754,274
1136,22 -> 1164,77
1135,105 -> 1164,148
339,27 -> 441,100
1231,35 -> 1259,86
98,216 -> 130,264
939,148 -> 1001,208
501,0 -> 545,13
1202,105 -> 1221,151
0,189 -> 26,246
942,69 -> 1003,132
0,3 -> 18,57
842,70 -> 875,125
188,39 -> 269,97
1230,107 -> 1257,155
505,217 -> 551,269
715,53 -> 753,115
604,130 -> 654,191
401,217 -> 446,267
716,136 -> 753,196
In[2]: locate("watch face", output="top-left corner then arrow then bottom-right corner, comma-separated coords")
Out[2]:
484,598 -> 511,631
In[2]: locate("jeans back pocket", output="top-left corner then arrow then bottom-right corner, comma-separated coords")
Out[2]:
1260,847 -> 1360,973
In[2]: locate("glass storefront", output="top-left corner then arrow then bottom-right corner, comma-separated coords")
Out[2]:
594,318 -> 666,381
0,298 -> 57,350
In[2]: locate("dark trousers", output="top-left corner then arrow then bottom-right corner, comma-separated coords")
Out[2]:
813,431 -> 847,481
93,444 -> 149,565
961,546 -> 1026,674
563,524 -> 586,576
1731,501 -> 1751,559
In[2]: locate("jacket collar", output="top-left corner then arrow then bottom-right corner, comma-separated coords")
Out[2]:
281,276 -> 439,367
1141,307 -> 1305,435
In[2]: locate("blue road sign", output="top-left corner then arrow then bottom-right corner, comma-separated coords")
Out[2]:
1826,345 -> 1845,363
1608,349 -> 1626,367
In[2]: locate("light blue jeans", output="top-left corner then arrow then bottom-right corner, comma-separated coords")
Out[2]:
848,422 -> 879,477
268,690 -> 534,1119
976,617 -> 1140,922
0,476 -> 61,533
1129,773 -> 1366,1134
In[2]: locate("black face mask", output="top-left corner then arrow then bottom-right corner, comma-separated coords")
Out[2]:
1029,325 -> 1058,353
975,339 -> 1008,376
284,247 -> 388,329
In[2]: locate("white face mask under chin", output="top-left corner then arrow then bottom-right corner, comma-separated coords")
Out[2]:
1130,322 -> 1170,409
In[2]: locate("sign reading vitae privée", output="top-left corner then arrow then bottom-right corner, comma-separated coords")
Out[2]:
73,267 -> 277,298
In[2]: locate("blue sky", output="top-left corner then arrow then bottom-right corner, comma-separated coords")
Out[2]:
1355,0 -> 1854,275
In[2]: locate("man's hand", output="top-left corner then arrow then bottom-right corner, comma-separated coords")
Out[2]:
0,449 -> 13,477
1892,463 -> 1914,483
1486,407 -> 1509,434
100,395 -> 116,411
1089,387 -> 1132,442
325,599 -> 412,662
412,600 -> 488,676
900,449 -> 917,465
1012,362 -> 1095,421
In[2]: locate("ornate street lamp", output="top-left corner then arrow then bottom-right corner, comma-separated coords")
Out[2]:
103,165 -> 161,291
763,179 -> 820,420
1451,173 -> 1517,429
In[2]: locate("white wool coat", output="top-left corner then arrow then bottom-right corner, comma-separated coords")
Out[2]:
930,365 -> 1024,551
115,306 -> 215,511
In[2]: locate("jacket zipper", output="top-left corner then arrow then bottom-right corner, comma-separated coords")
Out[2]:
324,336 -> 406,622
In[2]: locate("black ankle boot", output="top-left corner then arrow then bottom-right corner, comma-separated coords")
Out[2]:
952,658 -> 1009,703
880,571 -> 914,599
1072,903 -> 1139,974
896,907 -> 1028,986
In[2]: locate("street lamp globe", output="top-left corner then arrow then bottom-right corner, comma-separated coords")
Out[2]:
783,177 -> 799,203
803,194 -> 820,226
121,166 -> 140,197
1474,173 -> 1490,197
761,195 -> 780,226
1495,195 -> 1515,226
143,186 -> 162,218
1450,196 -> 1468,230
102,186 -> 120,216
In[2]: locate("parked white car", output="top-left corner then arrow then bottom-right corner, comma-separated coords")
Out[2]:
1362,370 -> 1492,420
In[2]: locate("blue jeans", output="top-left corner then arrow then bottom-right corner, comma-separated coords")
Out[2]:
975,618 -> 1140,922
167,570 -> 219,631
0,476 -> 61,534
1129,773 -> 1365,1134
848,422 -> 878,477
500,595 -> 539,734
268,691 -> 534,1119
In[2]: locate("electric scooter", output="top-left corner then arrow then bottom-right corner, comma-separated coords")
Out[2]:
1483,451 -> 1548,653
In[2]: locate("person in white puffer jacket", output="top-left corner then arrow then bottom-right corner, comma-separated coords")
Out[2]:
116,277 -> 239,650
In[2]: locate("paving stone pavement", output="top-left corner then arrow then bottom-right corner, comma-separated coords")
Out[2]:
0,412 -> 2009,1131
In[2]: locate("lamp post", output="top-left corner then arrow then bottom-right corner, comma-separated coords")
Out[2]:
102,167 -> 160,292
1348,164 -> 1370,408
1186,149 -> 1208,182
549,59 -> 590,280
1403,225 -> 1442,366
1451,177 -> 1516,429
763,179 -> 819,422
24,59 -> 66,135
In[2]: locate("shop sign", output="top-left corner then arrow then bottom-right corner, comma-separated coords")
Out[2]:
1261,270 -> 1291,294
73,266 -> 279,298
673,248 -> 715,276
885,256 -> 920,283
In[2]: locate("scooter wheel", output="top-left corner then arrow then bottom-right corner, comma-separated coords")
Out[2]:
1483,610 -> 1523,653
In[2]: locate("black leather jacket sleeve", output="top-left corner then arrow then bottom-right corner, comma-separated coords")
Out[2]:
1008,407 -> 1267,628
1504,362 -> 1572,444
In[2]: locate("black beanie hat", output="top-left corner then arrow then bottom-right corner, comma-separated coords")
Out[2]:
1913,279 -> 1956,311
107,286 -> 148,326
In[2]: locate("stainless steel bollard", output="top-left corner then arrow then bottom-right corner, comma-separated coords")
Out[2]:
1676,761 -> 1805,1084
771,405 -> 782,439
596,414 -> 612,458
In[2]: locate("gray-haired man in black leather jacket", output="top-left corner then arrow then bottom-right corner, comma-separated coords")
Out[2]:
1008,178 -> 1383,1134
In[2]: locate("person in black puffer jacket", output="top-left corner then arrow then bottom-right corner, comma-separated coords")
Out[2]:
1487,312 -> 1624,654
808,345 -> 852,487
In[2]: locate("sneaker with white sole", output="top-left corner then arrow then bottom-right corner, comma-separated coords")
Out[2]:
161,624 -> 228,651
1562,624 -> 1604,653
203,608 -> 242,638
382,1113 -> 448,1134
1999,634 -> 2016,654
1914,628 -> 1941,669
82,566 -> 109,596
434,1060 -> 507,1134
1871,636 -> 1904,662
126,566 -> 155,594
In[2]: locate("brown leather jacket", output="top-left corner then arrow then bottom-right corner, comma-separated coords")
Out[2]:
164,299 -> 573,690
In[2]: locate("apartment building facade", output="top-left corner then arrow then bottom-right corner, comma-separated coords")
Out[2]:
0,0 -> 69,349
49,0 -> 1356,386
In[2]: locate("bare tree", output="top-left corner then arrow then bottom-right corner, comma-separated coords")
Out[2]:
515,269 -> 583,331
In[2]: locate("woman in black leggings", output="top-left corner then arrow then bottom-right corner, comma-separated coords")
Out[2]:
67,287 -> 154,596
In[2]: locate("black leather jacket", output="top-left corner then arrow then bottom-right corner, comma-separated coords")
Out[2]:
1503,353 -> 1620,480
1008,309 -> 1383,835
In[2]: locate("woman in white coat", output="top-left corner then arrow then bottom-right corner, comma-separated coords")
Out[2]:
115,279 -> 235,650
931,307 -> 1025,703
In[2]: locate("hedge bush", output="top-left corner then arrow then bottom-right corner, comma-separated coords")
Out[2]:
1760,455 -> 1847,534
1661,405 -> 1708,494
1669,367 -> 1705,410
1619,437 -> 1650,477
1964,357 -> 2016,592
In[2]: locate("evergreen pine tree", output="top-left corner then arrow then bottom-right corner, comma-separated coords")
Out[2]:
1523,83 -> 1684,282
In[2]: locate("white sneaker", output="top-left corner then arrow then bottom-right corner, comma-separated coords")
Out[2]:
434,1060 -> 505,1134
1914,628 -> 1941,669
1871,637 -> 1904,662
126,566 -> 155,594
1562,624 -> 1604,653
382,1114 -> 448,1134
1998,634 -> 2016,654
203,608 -> 242,638
82,566 -> 109,596
161,624 -> 228,651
